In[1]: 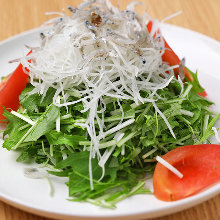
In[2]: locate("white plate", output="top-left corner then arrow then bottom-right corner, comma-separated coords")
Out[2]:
1,24 -> 220,220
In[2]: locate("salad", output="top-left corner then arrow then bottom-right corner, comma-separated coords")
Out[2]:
1,0 -> 220,208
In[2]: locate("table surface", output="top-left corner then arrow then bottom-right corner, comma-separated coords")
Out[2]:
0,0 -> 220,219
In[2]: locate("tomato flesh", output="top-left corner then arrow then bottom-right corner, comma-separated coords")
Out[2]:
198,90 -> 207,97
153,144 -> 220,201
147,21 -> 193,82
0,63 -> 28,122
162,40 -> 194,82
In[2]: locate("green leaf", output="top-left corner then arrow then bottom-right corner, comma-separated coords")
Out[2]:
16,145 -> 40,162
6,104 -> 60,150
24,104 -> 59,142
19,86 -> 56,113
3,110 -> 30,150
56,151 -> 103,195
186,68 -> 205,94
46,130 -> 86,147
195,113 -> 220,144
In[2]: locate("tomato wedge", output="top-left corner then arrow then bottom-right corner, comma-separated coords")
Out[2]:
198,90 -> 208,97
147,21 -> 193,82
153,144 -> 220,201
0,62 -> 30,122
0,51 -> 31,122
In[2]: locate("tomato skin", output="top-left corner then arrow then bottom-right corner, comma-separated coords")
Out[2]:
0,63 -> 28,122
0,51 -> 31,122
153,144 -> 220,201
162,40 -> 194,82
0,74 -> 11,88
198,90 -> 207,97
147,21 -> 193,82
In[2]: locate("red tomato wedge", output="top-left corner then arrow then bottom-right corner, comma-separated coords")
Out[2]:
198,90 -> 208,97
0,53 -> 31,122
153,144 -> 220,201
147,21 -> 194,82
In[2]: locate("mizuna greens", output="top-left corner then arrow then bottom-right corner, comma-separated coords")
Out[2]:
1,0 -> 220,208
3,81 -> 219,208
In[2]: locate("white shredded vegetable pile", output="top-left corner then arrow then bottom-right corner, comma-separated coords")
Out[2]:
20,0 -> 178,188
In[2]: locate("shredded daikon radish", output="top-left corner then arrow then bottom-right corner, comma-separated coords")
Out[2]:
156,156 -> 183,178
203,115 -> 209,144
104,119 -> 135,136
98,144 -> 116,181
161,11 -> 182,23
60,146 -> 67,160
121,144 -> 125,155
212,127 -> 220,143
180,109 -> 194,117
21,0 -> 180,189
56,96 -> 61,132
24,167 -> 54,196
24,168 -> 48,179
11,110 -> 35,125
177,75 -> 184,95
152,102 -> 176,139
142,148 -> 157,159
98,145 -> 116,168
114,132 -> 125,142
